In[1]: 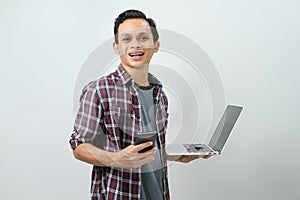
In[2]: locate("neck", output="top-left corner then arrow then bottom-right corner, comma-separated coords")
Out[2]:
122,64 -> 150,86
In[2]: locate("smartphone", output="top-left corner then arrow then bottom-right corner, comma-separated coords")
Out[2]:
135,132 -> 157,153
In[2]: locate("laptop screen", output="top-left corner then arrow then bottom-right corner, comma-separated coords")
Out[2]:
208,105 -> 243,152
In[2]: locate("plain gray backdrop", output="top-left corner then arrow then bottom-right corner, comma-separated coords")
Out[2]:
1,0 -> 299,199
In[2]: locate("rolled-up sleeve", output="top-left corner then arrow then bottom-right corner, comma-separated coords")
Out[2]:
69,82 -> 102,150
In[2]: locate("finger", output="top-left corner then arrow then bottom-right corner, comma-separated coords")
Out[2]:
133,141 -> 153,153
123,144 -> 136,151
203,155 -> 212,159
139,147 -> 156,157
179,156 -> 189,163
141,146 -> 157,153
184,155 -> 200,160
191,155 -> 201,159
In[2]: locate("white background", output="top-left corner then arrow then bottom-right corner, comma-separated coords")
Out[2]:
1,0 -> 299,199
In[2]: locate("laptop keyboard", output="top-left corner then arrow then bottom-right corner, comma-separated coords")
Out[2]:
184,144 -> 212,153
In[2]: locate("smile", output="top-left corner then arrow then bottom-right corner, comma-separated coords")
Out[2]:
128,52 -> 144,57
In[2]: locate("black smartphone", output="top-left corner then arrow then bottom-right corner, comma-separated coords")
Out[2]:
135,132 -> 157,153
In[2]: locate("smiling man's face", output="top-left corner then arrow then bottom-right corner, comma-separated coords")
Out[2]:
113,18 -> 160,70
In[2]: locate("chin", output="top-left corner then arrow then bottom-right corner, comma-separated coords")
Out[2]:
125,60 -> 149,69
129,63 -> 148,69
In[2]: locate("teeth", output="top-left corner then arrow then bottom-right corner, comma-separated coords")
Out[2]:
129,53 -> 144,56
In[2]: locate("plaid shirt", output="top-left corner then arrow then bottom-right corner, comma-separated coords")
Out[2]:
70,65 -> 170,200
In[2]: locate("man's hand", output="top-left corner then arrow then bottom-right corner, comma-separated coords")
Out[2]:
111,141 -> 156,168
167,155 -> 212,163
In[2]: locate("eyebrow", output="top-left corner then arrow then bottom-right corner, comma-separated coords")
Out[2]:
119,31 -> 151,37
119,33 -> 132,37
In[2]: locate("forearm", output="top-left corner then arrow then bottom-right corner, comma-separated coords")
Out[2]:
73,142 -> 157,168
73,143 -> 115,167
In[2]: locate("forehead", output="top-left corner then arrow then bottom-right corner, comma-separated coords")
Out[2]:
118,18 -> 151,35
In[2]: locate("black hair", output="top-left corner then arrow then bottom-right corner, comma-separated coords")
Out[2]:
114,9 -> 159,43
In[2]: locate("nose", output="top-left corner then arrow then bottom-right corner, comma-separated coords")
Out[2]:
130,38 -> 141,49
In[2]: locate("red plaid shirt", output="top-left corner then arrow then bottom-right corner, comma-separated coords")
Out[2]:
70,65 -> 170,200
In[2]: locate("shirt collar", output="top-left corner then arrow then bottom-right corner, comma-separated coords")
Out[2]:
117,64 -> 133,86
116,64 -> 163,88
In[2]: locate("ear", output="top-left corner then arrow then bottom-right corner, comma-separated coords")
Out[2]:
154,41 -> 160,53
113,42 -> 119,54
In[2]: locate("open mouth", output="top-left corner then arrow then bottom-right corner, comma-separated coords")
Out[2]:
128,52 -> 145,57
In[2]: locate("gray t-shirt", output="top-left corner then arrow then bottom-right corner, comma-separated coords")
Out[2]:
135,83 -> 164,200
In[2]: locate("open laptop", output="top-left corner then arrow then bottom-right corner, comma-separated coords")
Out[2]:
166,105 -> 243,156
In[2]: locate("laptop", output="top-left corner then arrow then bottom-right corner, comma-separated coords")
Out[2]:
166,105 -> 243,156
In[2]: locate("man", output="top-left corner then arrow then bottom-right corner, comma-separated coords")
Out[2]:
70,9 -> 207,200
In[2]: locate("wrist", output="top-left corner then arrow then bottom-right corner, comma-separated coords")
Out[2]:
167,155 -> 181,161
103,151 -> 117,167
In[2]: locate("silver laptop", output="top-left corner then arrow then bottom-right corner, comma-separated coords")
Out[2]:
166,105 -> 243,156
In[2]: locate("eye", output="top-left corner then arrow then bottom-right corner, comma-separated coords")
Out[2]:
140,36 -> 149,41
121,37 -> 131,42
